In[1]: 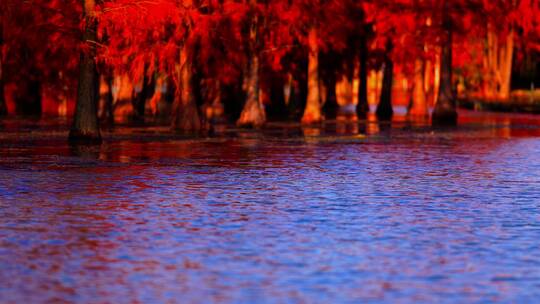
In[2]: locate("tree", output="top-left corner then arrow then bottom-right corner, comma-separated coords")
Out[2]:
236,0 -> 266,127
432,0 -> 457,125
0,19 -> 6,116
376,39 -> 394,120
69,0 -> 101,143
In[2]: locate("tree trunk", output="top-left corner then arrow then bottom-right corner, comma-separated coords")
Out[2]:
237,53 -> 265,127
483,24 -> 514,100
376,40 -> 394,121
172,44 -> 201,132
0,22 -> 6,116
424,58 -> 433,106
131,68 -> 150,123
356,34 -> 369,117
432,53 -> 441,107
322,70 -> 338,119
432,4 -> 457,125
0,49 -> 6,116
69,0 -> 101,143
499,29 -> 514,100
409,58 -> 428,116
237,5 -> 265,128
104,74 -> 114,124
301,27 -> 322,124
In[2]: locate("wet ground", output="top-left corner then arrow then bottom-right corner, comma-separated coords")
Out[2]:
1,110 -> 540,303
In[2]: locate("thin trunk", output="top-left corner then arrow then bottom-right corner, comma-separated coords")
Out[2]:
322,71 -> 338,118
336,74 -> 351,106
237,54 -> 265,127
0,22 -> 6,116
237,5 -> 265,127
409,58 -> 428,116
0,48 -> 6,116
484,24 -> 514,100
433,52 -> 441,107
432,2 -> 457,125
172,44 -> 201,132
284,73 -> 293,106
484,24 -> 498,99
203,79 -> 225,125
376,40 -> 394,121
149,75 -> 165,117
105,74 -> 114,124
357,34 -> 369,117
69,0 -> 101,143
499,29 -> 514,99
301,27 -> 322,124
132,68 -> 150,122
424,58 -> 432,106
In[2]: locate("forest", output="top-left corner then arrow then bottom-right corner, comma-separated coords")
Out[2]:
0,0 -> 539,142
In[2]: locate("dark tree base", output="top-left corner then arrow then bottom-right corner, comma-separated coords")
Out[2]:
356,103 -> 369,119
432,107 -> 458,126
172,110 -> 202,133
68,129 -> 102,145
376,105 -> 393,121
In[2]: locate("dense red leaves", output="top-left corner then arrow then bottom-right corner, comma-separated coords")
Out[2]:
1,0 -> 539,112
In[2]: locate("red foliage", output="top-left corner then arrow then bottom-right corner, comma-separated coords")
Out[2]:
1,0 -> 538,116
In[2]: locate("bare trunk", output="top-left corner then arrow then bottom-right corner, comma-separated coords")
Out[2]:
237,3 -> 265,128
203,79 -> 225,125
424,58 -> 433,106
0,22 -> 6,116
132,68 -> 151,123
322,70 -> 338,118
237,54 -> 265,127
301,27 -> 322,124
0,72 -> 5,116
499,29 -> 514,99
376,40 -> 394,120
433,53 -> 441,107
336,74 -> 352,106
484,24 -> 514,100
484,24 -> 498,99
69,0 -> 101,143
104,74 -> 114,124
172,44 -> 201,132
432,3 -> 457,125
356,34 -> 369,117
409,58 -> 428,116
149,76 -> 164,117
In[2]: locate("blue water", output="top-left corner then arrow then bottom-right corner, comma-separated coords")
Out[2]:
1,112 -> 540,303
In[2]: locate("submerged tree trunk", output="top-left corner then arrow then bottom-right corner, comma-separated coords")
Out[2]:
409,58 -> 428,116
172,44 -> 201,132
376,40 -> 394,121
432,4 -> 457,125
301,27 -> 322,124
356,34 -> 369,117
69,0 -> 101,143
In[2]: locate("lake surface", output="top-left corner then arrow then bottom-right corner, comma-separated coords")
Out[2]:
1,110 -> 540,303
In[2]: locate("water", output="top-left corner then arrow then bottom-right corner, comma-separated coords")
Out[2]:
1,111 -> 540,303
